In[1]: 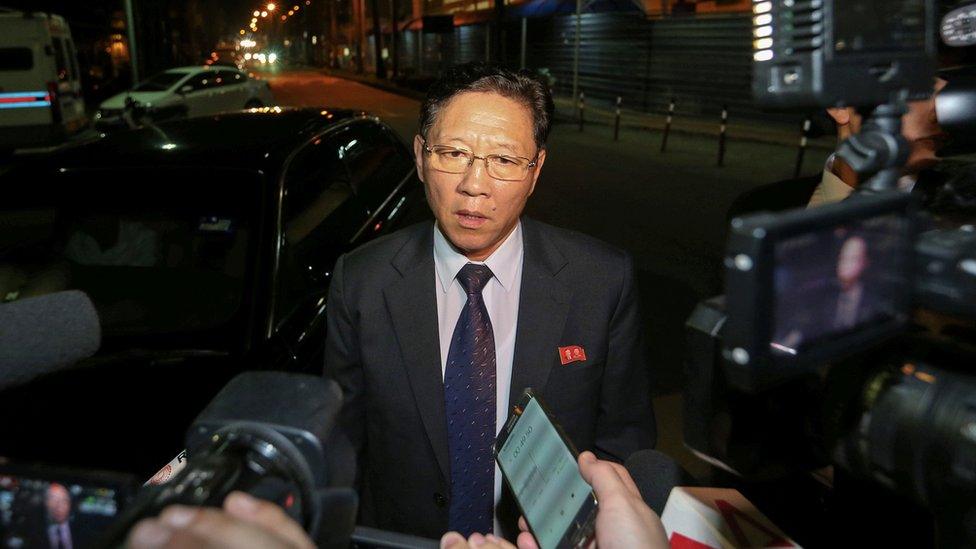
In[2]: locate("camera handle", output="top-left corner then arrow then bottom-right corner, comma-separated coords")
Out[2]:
836,101 -> 911,194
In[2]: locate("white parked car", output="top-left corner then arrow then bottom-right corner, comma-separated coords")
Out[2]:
95,66 -> 273,129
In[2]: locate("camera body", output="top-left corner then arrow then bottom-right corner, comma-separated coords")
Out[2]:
685,0 -> 976,544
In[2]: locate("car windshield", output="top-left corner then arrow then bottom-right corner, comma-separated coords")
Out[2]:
0,167 -> 262,339
132,71 -> 187,92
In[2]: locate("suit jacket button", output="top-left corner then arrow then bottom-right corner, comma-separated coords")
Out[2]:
434,493 -> 448,508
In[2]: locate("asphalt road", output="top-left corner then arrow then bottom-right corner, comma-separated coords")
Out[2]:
263,67 -> 832,387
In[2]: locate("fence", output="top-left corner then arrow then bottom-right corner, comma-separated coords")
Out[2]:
355,12 -> 799,124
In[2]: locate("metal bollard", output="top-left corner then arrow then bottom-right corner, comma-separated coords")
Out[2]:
578,92 -> 585,132
661,97 -> 675,153
717,104 -> 728,167
794,116 -> 812,178
613,96 -> 621,141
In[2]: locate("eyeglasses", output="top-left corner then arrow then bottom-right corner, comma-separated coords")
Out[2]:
422,140 -> 537,181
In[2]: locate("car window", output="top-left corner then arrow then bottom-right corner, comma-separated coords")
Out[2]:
51,37 -> 69,82
218,70 -> 246,85
334,122 -> 414,206
276,136 -> 356,322
0,167 -> 261,339
184,72 -> 215,92
134,71 -> 186,92
0,48 -> 32,71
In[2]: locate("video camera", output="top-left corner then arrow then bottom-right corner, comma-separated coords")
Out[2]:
686,0 -> 976,545
0,371 -> 359,549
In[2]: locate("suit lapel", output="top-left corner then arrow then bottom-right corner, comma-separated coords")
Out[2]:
510,218 -> 572,404
383,223 -> 451,483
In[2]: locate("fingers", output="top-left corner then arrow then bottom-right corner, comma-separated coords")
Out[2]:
603,460 -> 642,498
518,516 -> 529,533
441,531 -> 468,549
222,492 -> 314,549
516,531 -> 540,549
440,531 -> 517,549
126,498 -> 313,549
578,452 -> 631,500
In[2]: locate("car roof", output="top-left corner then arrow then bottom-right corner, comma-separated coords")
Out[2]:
41,107 -> 372,172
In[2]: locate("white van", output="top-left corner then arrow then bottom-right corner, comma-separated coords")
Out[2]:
0,11 -> 87,151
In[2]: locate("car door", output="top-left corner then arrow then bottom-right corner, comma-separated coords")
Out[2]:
331,121 -> 420,244
214,69 -> 248,112
179,72 -> 219,117
272,133 -> 366,372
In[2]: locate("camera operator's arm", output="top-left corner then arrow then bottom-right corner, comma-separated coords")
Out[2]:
126,492 -> 314,549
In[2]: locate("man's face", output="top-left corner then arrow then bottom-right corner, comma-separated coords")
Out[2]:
414,91 -> 546,261
46,484 -> 70,524
837,237 -> 869,288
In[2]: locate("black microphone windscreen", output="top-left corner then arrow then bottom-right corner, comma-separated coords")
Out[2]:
0,290 -> 101,390
625,449 -> 692,516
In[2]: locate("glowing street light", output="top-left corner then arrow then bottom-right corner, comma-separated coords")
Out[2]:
239,29 -> 246,35
253,10 -> 260,16
260,10 -> 268,17
267,3 -> 276,10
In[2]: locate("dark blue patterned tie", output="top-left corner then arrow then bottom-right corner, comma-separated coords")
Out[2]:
444,263 -> 497,536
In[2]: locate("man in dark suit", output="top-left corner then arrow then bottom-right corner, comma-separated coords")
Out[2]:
324,62 -> 655,540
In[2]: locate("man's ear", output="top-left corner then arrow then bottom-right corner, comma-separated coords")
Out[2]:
527,148 -> 546,197
413,135 -> 425,182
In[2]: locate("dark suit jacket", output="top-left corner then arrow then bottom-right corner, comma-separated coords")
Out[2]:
323,217 -> 655,539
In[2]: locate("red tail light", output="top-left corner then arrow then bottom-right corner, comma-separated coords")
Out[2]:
46,81 -> 62,124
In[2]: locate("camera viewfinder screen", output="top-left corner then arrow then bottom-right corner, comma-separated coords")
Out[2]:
833,0 -> 926,54
0,474 -> 126,548
770,213 -> 911,357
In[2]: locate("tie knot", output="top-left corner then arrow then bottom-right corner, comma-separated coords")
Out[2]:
458,263 -> 494,295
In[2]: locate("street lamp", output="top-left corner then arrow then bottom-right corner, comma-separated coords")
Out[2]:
261,10 -> 268,17
267,3 -> 276,10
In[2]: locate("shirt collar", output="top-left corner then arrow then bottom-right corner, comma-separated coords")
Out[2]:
433,221 -> 523,293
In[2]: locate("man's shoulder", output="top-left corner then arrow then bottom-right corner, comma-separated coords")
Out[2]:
340,221 -> 432,272
524,218 -> 630,266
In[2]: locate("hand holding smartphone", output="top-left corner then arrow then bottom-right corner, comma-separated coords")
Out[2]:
493,389 -> 597,549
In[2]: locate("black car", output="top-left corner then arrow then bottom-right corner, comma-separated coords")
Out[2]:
0,107 -> 428,477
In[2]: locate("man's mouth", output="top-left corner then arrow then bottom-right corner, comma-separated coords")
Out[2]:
455,210 -> 489,228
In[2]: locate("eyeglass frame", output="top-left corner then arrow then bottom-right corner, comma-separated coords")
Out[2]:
420,138 -> 539,180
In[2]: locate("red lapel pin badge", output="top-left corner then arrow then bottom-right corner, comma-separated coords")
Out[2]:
558,345 -> 587,365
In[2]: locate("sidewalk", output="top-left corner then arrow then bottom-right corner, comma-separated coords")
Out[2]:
320,66 -> 836,151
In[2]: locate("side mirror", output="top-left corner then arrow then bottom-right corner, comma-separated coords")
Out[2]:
178,85 -> 192,95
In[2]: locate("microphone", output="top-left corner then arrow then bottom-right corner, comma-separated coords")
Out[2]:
0,290 -> 101,390
624,449 -> 689,515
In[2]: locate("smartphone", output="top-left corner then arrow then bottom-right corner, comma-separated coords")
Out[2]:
0,459 -> 137,549
494,389 -> 597,549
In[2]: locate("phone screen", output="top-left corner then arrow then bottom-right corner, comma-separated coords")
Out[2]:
496,397 -> 594,549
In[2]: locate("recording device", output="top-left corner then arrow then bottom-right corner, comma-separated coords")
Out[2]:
683,0 -> 976,545
494,389 -> 597,549
723,191 -> 917,392
94,371 -> 357,548
0,461 -> 136,549
752,0 -> 936,109
0,290 -> 101,390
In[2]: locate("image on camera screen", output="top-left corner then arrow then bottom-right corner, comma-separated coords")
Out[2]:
770,213 -> 911,356
0,474 -> 124,549
833,0 -> 926,54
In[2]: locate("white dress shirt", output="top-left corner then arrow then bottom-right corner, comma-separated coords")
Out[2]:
433,221 -> 524,535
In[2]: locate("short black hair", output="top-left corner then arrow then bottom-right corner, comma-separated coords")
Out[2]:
419,62 -> 555,150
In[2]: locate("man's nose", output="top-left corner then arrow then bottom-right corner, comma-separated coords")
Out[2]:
457,158 -> 491,197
